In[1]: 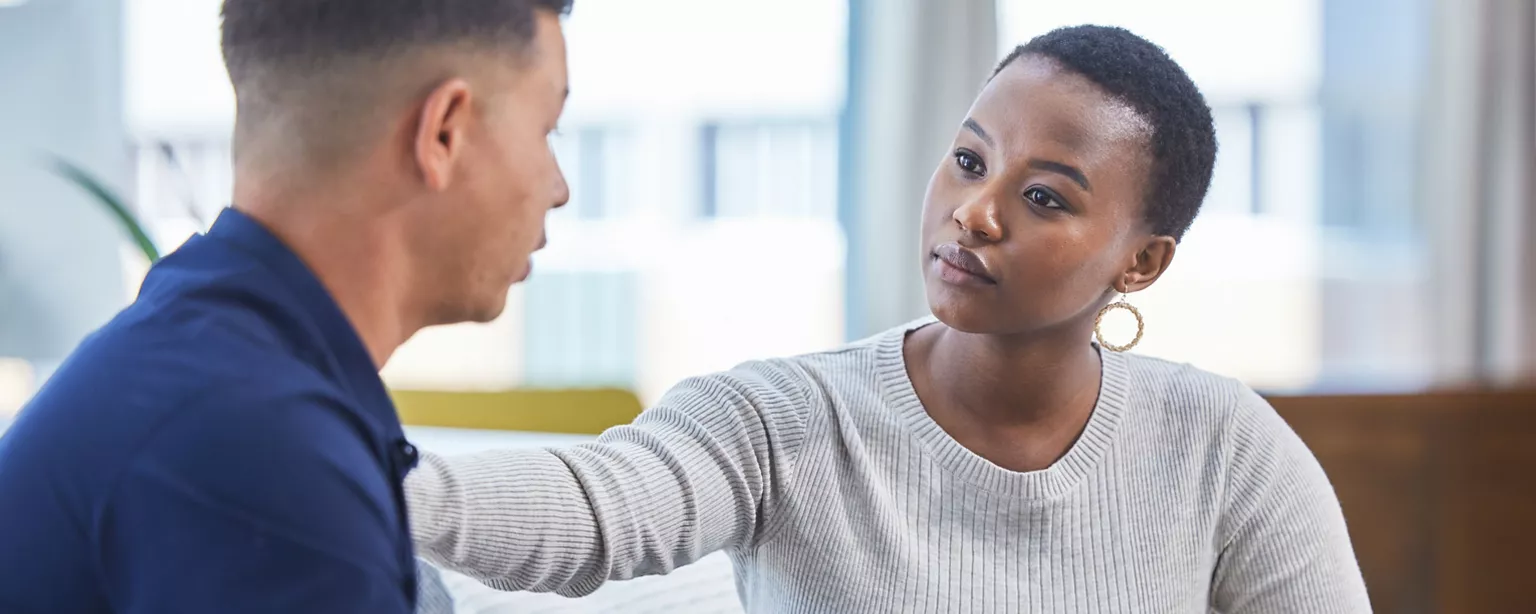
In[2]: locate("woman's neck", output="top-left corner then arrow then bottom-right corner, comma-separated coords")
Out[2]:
905,321 -> 1104,472
917,323 -> 1102,425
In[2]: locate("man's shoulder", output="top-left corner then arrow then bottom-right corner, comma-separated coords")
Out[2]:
127,378 -> 388,489
0,327 -> 374,572
28,295 -> 330,432
7,277 -> 349,497
46,233 -> 331,403
11,338 -> 355,477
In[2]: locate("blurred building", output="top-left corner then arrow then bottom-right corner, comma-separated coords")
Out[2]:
116,0 -> 1519,409
120,0 -> 848,403
3,0 -> 1531,411
108,0 -> 1380,405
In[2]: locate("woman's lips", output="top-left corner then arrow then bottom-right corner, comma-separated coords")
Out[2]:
931,243 -> 996,285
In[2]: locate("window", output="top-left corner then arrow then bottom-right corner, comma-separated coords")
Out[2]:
700,118 -> 840,219
998,0 -> 1431,392
125,0 -> 850,403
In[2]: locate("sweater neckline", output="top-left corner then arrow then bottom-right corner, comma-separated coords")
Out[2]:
875,317 -> 1132,500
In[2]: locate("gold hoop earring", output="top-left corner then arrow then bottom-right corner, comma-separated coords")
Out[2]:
1094,294 -> 1144,353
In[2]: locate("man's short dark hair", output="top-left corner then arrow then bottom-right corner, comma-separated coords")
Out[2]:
221,0 -> 575,83
219,0 -> 573,166
995,25 -> 1217,241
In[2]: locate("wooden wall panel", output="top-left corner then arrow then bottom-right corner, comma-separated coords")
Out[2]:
1268,390 -> 1536,614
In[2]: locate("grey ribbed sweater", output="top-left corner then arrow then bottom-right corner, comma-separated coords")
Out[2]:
406,320 -> 1371,613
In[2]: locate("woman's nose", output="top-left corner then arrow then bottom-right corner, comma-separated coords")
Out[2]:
953,193 -> 1003,242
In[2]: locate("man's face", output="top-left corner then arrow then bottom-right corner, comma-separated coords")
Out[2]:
419,10 -> 570,325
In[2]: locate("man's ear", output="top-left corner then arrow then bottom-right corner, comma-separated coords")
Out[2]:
413,79 -> 473,192
1121,235 -> 1177,292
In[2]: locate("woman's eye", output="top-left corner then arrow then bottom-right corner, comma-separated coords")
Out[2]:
1024,187 -> 1063,209
954,151 -> 985,176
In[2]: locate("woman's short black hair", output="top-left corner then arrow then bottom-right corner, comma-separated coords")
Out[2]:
996,25 -> 1217,241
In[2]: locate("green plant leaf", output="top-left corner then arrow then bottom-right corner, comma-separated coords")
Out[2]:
46,157 -> 161,263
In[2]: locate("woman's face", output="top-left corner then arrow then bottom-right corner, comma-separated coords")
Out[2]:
920,54 -> 1168,337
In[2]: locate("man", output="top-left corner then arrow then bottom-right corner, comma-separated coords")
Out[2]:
0,0 -> 570,611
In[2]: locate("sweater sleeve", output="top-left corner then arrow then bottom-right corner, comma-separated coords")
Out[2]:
1209,385 -> 1373,614
405,360 -> 812,597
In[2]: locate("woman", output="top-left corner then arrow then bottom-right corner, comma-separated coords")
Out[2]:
407,25 -> 1370,612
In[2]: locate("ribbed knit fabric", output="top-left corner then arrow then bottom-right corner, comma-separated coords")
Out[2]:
414,559 -> 455,614
407,319 -> 1371,613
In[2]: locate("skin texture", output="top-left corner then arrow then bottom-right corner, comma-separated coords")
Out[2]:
905,55 -> 1180,473
231,11 -> 571,367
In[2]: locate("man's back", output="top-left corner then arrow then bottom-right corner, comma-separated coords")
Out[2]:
0,0 -> 573,607
0,210 -> 419,613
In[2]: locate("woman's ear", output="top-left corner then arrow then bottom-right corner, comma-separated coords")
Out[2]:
1122,235 -> 1177,292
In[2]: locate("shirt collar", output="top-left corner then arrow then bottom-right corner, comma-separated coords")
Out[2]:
204,207 -> 402,439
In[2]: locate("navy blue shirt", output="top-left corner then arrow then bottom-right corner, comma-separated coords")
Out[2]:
0,209 -> 419,613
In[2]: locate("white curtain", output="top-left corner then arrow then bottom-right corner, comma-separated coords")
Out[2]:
1422,0 -> 1536,386
843,0 -> 998,338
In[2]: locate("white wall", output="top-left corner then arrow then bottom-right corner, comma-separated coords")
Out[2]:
0,0 -> 130,367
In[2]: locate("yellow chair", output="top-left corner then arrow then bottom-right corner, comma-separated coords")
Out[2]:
391,388 -> 643,435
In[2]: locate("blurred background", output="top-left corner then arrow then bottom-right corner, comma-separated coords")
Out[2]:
2,0 -> 1534,612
